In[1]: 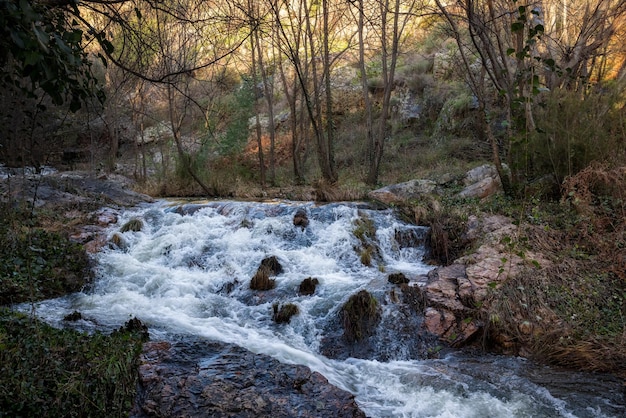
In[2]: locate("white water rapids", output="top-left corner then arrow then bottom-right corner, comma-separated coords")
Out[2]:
19,200 -> 624,417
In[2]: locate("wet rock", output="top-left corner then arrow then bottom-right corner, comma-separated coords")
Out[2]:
341,290 -> 381,343
394,227 -> 428,248
259,255 -> 284,276
120,218 -> 143,233
298,277 -> 319,296
63,311 -> 83,321
108,232 -> 128,251
388,272 -> 409,285
293,208 -> 309,228
132,339 -> 365,418
250,256 -> 283,290
272,303 -> 299,324
321,286 -> 441,361
399,283 -> 426,313
250,266 -> 276,290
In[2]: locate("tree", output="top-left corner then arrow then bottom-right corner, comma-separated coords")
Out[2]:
0,0 -> 104,111
434,0 -> 626,193
272,0 -> 346,184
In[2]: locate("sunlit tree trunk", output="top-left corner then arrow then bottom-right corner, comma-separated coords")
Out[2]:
249,18 -> 267,187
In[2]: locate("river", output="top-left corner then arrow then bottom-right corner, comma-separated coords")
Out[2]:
19,200 -> 624,417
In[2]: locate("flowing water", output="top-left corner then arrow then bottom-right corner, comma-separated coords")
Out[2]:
19,200 -> 624,417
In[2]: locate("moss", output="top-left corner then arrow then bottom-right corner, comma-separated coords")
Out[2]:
341,290 -> 381,342
120,218 -> 143,233
272,303 -> 300,324
353,213 -> 382,268
0,220 -> 92,305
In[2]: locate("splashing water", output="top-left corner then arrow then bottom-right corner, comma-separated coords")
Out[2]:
19,200 -> 624,418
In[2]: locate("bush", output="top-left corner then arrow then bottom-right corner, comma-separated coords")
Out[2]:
513,87 -> 626,187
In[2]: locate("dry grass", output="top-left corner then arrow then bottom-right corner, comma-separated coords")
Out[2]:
480,169 -> 626,374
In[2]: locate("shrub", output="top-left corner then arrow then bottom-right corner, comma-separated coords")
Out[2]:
513,87 -> 626,187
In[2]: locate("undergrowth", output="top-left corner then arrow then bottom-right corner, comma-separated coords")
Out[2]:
479,165 -> 626,374
0,204 -> 92,305
0,310 -> 147,417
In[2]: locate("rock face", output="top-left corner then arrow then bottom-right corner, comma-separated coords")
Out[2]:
132,339 -> 365,418
422,214 -> 549,347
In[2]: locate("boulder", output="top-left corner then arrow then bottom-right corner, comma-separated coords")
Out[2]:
457,164 -> 503,199
250,256 -> 284,291
293,208 -> 309,228
422,214 -> 550,347
387,272 -> 409,285
132,339 -> 365,418
299,277 -> 319,296
368,179 -> 439,205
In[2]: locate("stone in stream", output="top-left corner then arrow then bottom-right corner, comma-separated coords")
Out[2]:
250,256 -> 283,290
341,290 -> 381,343
272,302 -> 300,324
298,277 -> 320,296
387,272 -> 409,285
293,208 -> 309,228
131,339 -> 366,418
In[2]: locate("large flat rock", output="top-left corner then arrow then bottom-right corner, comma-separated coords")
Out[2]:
132,339 -> 366,418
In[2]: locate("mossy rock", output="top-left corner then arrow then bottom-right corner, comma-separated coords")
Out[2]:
272,303 -> 300,324
299,277 -> 319,296
388,272 -> 409,285
341,290 -> 381,343
250,266 -> 276,291
120,218 -> 143,233
259,256 -> 283,276
108,233 -> 128,250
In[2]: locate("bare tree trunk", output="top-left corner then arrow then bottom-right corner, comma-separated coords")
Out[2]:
254,24 -> 276,185
249,19 -> 266,187
366,0 -> 407,186
355,0 -> 374,176
166,83 -> 215,196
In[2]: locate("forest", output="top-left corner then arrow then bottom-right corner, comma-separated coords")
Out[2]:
1,0 -> 625,415
1,0 -> 624,195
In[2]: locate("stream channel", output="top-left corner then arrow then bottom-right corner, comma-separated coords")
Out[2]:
19,200 -> 624,417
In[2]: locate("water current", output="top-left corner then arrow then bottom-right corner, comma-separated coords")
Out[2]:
19,200 -> 624,417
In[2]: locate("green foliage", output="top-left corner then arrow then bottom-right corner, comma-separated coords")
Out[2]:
0,208 -> 92,305
218,79 -> 255,156
513,88 -> 626,186
0,310 -> 145,417
0,1 -> 105,111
